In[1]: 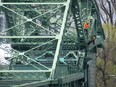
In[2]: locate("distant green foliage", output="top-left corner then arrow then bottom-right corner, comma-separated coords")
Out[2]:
96,24 -> 116,87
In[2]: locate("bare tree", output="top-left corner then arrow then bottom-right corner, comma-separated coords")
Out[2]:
111,0 -> 116,13
97,0 -> 116,25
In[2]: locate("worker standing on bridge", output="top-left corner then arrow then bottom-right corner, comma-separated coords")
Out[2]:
92,35 -> 96,44
84,21 -> 90,36
88,35 -> 96,45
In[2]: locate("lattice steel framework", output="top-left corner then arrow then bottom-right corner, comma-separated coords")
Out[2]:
0,0 -> 105,87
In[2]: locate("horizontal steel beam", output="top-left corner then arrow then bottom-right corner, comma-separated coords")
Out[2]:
0,2 -> 66,5
0,36 -> 56,38
59,72 -> 84,84
16,72 -> 84,87
17,80 -> 53,87
0,70 -> 51,72
0,80 -> 40,86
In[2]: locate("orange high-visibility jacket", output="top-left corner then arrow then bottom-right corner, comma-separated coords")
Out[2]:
84,22 -> 90,29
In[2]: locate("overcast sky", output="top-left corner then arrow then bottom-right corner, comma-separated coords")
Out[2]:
0,44 -> 11,65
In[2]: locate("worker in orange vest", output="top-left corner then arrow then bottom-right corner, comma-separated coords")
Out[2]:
83,22 -> 90,38
84,22 -> 90,29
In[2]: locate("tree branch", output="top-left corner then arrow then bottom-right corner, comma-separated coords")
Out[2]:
100,13 -> 107,24
100,0 -> 110,16
111,0 -> 116,13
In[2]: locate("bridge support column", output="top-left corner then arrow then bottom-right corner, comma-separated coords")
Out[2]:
87,48 -> 97,87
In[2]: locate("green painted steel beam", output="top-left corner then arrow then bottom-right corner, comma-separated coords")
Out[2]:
15,72 -> 84,87
59,72 -> 84,84
50,0 -> 71,79
0,36 -> 56,38
2,0 -> 67,2
0,2 -> 66,5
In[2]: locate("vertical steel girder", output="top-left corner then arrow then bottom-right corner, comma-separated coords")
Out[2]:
50,0 -> 71,79
71,0 -> 86,45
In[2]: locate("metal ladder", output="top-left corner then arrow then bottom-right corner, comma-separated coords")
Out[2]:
71,0 -> 86,47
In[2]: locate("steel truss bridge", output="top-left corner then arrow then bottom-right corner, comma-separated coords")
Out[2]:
0,0 -> 105,87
